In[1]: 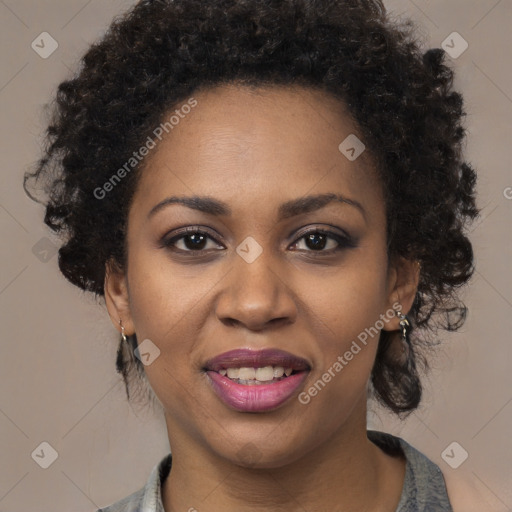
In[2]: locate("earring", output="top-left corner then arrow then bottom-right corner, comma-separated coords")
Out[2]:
119,319 -> 127,343
395,305 -> 411,358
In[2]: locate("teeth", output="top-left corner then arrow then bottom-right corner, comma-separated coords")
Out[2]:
273,366 -> 285,378
219,366 -> 294,382
256,366 -> 275,381
238,367 -> 256,380
226,368 -> 239,379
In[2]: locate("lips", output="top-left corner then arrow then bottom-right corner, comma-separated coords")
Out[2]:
203,349 -> 311,412
203,348 -> 310,372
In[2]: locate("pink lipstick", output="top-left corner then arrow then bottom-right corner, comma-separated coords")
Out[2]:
203,348 -> 310,412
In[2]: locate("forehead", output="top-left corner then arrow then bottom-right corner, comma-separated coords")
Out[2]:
131,83 -> 382,220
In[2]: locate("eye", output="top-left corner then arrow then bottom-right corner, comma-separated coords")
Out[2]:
161,227 -> 224,253
289,228 -> 356,254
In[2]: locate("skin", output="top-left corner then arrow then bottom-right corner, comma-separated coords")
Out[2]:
105,83 -> 420,511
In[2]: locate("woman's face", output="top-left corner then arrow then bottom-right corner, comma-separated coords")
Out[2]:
106,84 -> 414,467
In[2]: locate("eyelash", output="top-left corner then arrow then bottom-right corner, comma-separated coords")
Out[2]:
160,226 -> 356,256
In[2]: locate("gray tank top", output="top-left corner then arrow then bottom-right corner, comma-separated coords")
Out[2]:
98,430 -> 453,511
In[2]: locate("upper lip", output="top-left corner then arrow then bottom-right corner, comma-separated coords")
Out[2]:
203,348 -> 311,372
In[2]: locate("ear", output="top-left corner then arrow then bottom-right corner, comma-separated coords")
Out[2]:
104,258 -> 135,336
382,256 -> 421,332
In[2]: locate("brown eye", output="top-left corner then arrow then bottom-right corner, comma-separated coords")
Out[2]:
290,228 -> 356,254
161,228 -> 224,253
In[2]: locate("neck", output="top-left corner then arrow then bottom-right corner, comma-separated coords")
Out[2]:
162,402 -> 405,512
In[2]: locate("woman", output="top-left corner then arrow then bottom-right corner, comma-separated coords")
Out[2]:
24,0 -> 479,510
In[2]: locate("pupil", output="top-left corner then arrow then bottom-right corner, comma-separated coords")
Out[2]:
306,233 -> 326,250
185,233 -> 206,250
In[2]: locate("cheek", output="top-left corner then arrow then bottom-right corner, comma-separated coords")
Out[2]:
124,251 -> 208,391
296,300 -> 382,439
294,246 -> 389,411
125,245 -> 211,342
302,246 -> 390,349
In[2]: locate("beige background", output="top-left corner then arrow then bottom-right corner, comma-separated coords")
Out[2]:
0,0 -> 511,510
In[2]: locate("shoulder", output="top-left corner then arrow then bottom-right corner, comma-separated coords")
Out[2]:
442,471 -> 500,512
96,488 -> 145,512
368,430 -> 452,511
368,431 -> 497,512
96,453 -> 172,512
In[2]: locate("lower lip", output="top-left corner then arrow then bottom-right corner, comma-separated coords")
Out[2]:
206,371 -> 309,412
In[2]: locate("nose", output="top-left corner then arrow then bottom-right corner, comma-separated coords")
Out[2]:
214,251 -> 298,331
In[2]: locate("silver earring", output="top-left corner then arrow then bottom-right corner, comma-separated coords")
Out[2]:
395,305 -> 411,358
119,319 -> 127,343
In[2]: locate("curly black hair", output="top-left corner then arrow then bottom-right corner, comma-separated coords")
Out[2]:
24,0 -> 478,416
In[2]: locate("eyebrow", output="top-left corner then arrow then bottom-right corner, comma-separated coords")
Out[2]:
147,192 -> 366,222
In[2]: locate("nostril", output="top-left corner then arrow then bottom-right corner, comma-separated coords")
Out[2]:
223,318 -> 239,328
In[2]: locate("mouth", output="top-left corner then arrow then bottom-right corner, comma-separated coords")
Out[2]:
203,348 -> 311,412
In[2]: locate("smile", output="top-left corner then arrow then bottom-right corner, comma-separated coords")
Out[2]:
203,348 -> 311,412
